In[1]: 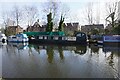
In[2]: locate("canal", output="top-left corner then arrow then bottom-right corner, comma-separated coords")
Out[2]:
0,42 -> 119,78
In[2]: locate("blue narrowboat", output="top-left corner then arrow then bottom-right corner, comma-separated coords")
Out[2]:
103,35 -> 120,43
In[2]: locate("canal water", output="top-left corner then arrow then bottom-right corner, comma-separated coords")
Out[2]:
0,42 -> 119,78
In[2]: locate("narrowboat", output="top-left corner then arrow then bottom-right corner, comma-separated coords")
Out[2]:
97,35 -> 120,46
103,35 -> 120,43
7,33 -> 29,42
103,35 -> 120,46
26,32 -> 88,45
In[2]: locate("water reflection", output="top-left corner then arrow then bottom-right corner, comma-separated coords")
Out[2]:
0,42 -> 7,47
7,42 -> 28,50
74,45 -> 87,55
103,46 -> 119,76
28,44 -> 87,63
28,44 -> 40,55
89,44 -> 99,54
107,53 -> 114,68
103,46 -> 120,53
1,43 -> 119,78
46,46 -> 54,63
58,46 -> 64,60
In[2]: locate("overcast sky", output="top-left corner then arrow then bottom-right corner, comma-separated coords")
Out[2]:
0,0 -> 118,2
0,0 -> 119,29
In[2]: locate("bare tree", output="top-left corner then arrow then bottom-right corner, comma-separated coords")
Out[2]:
105,2 -> 118,28
60,3 -> 70,20
42,0 -> 60,26
12,5 -> 22,26
1,9 -> 16,28
23,5 -> 39,26
1,10 -> 10,28
42,0 -> 69,26
95,2 -> 100,24
84,2 -> 94,25
83,2 -> 101,25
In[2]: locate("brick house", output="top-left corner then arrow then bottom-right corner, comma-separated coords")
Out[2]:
81,24 -> 104,35
6,25 -> 23,35
63,23 -> 80,36
27,21 -> 46,32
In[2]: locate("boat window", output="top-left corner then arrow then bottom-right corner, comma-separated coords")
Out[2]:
76,33 -> 85,37
12,37 -> 16,38
76,34 -> 82,37
53,37 -> 58,40
47,36 -> 51,40
67,37 -> 76,41
23,34 -> 28,38
39,36 -> 43,39
62,37 -> 67,40
44,36 -> 47,39
17,36 -> 21,37
82,34 -> 85,36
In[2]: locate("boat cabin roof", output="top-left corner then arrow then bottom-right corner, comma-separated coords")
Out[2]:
16,33 -> 28,38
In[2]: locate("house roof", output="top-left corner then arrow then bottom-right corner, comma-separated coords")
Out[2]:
73,23 -> 79,27
85,24 -> 104,27
64,23 -> 79,27
67,23 -> 72,26
33,22 -> 41,27
8,25 -> 23,29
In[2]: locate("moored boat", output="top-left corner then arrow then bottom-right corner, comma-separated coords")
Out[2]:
7,33 -> 29,42
103,35 -> 120,43
97,35 -> 120,45
25,32 -> 87,44
97,40 -> 103,44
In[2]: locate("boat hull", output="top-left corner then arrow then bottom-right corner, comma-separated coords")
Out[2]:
29,36 -> 87,45
7,34 -> 29,43
8,39 -> 28,43
8,41 -> 28,43
103,35 -> 120,43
